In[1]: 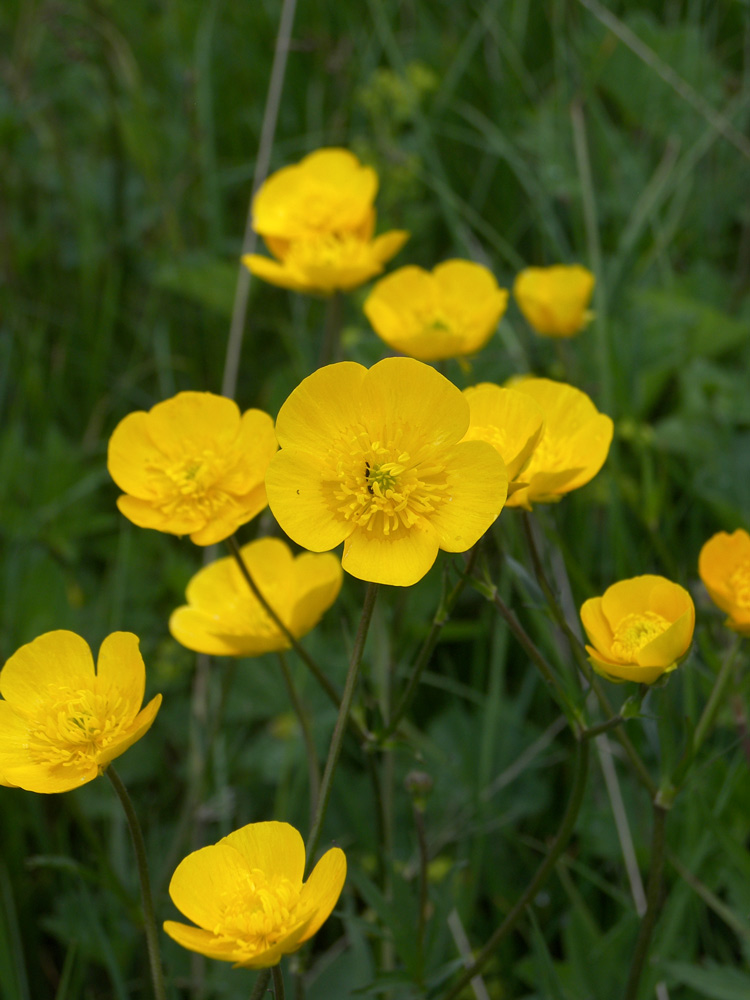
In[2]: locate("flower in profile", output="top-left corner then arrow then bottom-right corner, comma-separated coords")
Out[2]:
502,378 -> 613,509
164,821 -> 346,969
461,383 -> 545,495
513,264 -> 595,338
363,260 -> 508,361
242,148 -> 408,294
265,358 -> 508,586
0,631 -> 161,792
170,537 -> 343,656
580,576 -> 695,683
108,391 -> 277,546
698,529 -> 750,635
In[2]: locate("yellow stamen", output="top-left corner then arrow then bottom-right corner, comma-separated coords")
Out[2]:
611,612 -> 671,661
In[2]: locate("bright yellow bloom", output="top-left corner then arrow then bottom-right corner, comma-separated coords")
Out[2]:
265,358 -> 508,587
580,576 -> 695,684
513,264 -> 595,338
108,391 -> 277,546
164,821 -> 346,969
502,378 -> 613,509
363,260 -> 508,361
170,537 -> 343,656
0,631 -> 161,792
461,383 -> 545,495
242,148 -> 408,294
698,529 -> 750,635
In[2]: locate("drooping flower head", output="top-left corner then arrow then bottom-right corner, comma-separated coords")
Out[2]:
363,260 -> 508,361
502,377 -> 613,509
170,537 -> 343,656
242,148 -> 408,294
513,264 -> 595,338
164,821 -> 346,969
0,631 -> 161,792
265,358 -> 508,586
108,391 -> 277,545
580,576 -> 695,684
461,383 -> 545,496
698,529 -> 750,635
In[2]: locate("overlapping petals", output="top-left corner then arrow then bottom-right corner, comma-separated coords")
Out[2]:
107,391 -> 277,545
580,576 -> 695,683
363,260 -> 508,361
163,821 -> 346,969
265,358 -> 508,586
0,631 -> 161,792
513,264 -> 595,337
169,537 -> 343,656
698,529 -> 750,635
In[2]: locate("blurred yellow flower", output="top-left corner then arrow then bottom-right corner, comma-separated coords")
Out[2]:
242,148 -> 408,294
108,391 -> 277,546
363,260 -> 508,361
461,383 -> 545,495
265,358 -> 508,586
502,378 -> 613,509
170,537 -> 343,656
163,821 -> 346,969
513,264 -> 595,338
698,529 -> 750,635
580,576 -> 695,684
0,631 -> 161,792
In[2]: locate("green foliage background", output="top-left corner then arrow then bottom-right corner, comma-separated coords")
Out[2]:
1,0 -> 750,997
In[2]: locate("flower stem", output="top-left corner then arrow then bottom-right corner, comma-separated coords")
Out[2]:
318,291 -> 344,368
106,766 -> 166,1000
439,738 -> 590,1000
277,650 -> 321,825
306,582 -> 379,868
624,803 -> 668,1000
272,964 -> 286,1000
250,969 -> 271,1000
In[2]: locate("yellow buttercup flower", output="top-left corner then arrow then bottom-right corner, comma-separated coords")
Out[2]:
513,264 -> 595,338
698,529 -> 750,635
0,631 -> 161,793
363,260 -> 508,361
108,391 -> 277,546
461,383 -> 545,495
502,378 -> 613,509
242,148 -> 408,294
265,358 -> 508,586
580,576 -> 695,684
164,821 -> 346,969
170,537 -> 343,656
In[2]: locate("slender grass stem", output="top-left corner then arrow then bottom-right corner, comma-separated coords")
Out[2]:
305,583 -> 379,867
272,964 -> 286,1000
105,767 -> 166,1000
250,969 -> 271,1000
624,804 -> 668,1000
278,650 -> 321,824
439,739 -> 590,1000
317,291 -> 343,369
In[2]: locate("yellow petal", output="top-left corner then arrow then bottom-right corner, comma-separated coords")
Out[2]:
266,450 -> 352,552
95,632 -> 145,719
298,847 -> 347,942
0,631 -> 94,714
242,253 -> 314,293
220,821 -> 306,884
586,649 -> 672,685
0,760 -> 99,794
370,229 -> 410,265
635,608 -> 694,668
579,597 -> 614,657
107,411 -> 166,498
169,607 -> 259,657
429,441 -> 507,552
341,522 -> 439,586
287,552 -> 343,638
162,922 -> 240,962
600,575 -> 667,626
513,264 -> 595,337
556,414 -> 614,493
169,842 -> 254,929
462,384 -> 545,483
274,362 -> 367,455
98,694 -> 162,767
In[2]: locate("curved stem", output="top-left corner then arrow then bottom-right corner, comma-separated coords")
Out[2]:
439,739 -> 590,1000
250,969 -> 272,1000
278,650 -> 321,824
106,767 -> 166,1000
272,964 -> 286,1000
305,583 -> 379,868
624,803 -> 668,1000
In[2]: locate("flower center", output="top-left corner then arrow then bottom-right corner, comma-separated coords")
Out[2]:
729,561 -> 750,609
213,869 -> 304,957
285,232 -> 372,272
610,612 -> 671,661
322,427 -> 451,536
150,450 -> 234,520
27,686 -> 131,770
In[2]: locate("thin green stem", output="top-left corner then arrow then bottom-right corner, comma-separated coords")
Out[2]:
413,804 -> 429,986
305,583 -> 379,868
581,716 -> 625,741
249,969 -> 271,1000
439,739 -> 590,1000
278,650 -> 321,824
272,964 -> 286,1000
624,804 -> 668,1000
106,767 -> 166,1000
317,291 -> 343,369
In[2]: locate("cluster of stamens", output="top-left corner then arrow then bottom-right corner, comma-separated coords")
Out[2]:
213,869 -> 303,956
28,686 -> 129,769
150,449 -> 234,519
610,611 -> 671,661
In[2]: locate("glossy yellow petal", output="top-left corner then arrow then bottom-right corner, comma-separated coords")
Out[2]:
169,608 -> 256,657
287,552 -> 344,637
698,529 -> 750,633
514,264 -> 595,337
0,759 -> 100,794
600,575 -> 666,626
266,450 -> 353,552
342,522 -> 439,586
221,820 -> 306,883
580,597 -> 614,657
107,411 -> 166,498
95,632 -> 145,719
370,229 -> 410,265
0,631 -> 94,714
556,414 -> 614,493
242,253 -> 313,293
429,441 -> 507,552
98,694 -> 162,767
162,922 -> 241,962
274,362 -> 367,454
635,609 -> 694,668
298,847 -> 347,942
169,843 -> 252,929
462,384 -> 545,483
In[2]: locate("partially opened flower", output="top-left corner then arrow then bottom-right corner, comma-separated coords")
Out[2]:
502,378 -> 613,509
363,260 -> 508,361
242,148 -> 408,294
0,631 -> 161,792
164,821 -> 346,969
698,529 -> 750,635
461,383 -> 545,495
581,576 -> 695,683
170,537 -> 343,656
265,358 -> 508,586
513,264 -> 595,338
108,391 -> 277,545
